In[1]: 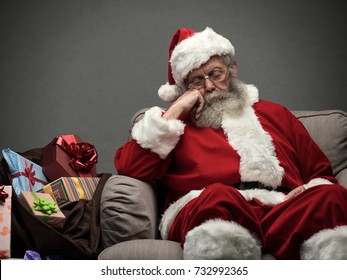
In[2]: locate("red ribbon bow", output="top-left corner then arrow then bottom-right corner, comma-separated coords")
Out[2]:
11,160 -> 47,191
0,185 -> 9,205
25,163 -> 36,186
56,136 -> 98,172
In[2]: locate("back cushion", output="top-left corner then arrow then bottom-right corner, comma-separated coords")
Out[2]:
292,110 -> 347,175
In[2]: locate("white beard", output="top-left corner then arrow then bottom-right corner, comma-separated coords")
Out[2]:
192,79 -> 249,129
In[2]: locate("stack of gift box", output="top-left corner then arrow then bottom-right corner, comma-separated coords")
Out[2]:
0,134 -> 99,259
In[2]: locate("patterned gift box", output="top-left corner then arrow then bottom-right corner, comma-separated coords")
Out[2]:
19,191 -> 65,226
2,148 -> 48,196
42,177 -> 100,208
0,185 -> 12,259
42,134 -> 98,182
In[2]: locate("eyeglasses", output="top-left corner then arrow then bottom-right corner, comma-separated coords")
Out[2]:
187,68 -> 229,90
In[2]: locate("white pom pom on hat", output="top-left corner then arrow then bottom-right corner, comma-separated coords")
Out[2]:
158,82 -> 183,103
158,27 -> 235,102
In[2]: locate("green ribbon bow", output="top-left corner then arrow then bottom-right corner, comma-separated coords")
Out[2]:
33,198 -> 58,215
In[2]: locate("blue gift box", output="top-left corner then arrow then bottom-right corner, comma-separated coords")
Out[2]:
2,148 -> 48,196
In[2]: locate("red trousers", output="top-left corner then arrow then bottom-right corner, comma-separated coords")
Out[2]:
168,183 -> 347,259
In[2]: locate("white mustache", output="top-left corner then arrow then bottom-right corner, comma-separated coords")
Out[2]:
192,79 -> 248,129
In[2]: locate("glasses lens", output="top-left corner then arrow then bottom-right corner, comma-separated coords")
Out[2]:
210,70 -> 226,82
189,80 -> 204,89
188,68 -> 228,89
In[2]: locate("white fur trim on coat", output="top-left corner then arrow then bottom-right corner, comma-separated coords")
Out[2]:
159,189 -> 203,240
303,178 -> 333,189
239,189 -> 285,207
183,219 -> 261,259
170,27 -> 235,88
244,84 -> 259,105
300,225 -> 347,260
131,106 -> 185,159
222,105 -> 284,188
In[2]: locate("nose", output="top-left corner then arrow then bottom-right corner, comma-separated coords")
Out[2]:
204,76 -> 215,92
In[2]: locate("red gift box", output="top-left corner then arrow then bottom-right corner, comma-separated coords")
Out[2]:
42,134 -> 98,182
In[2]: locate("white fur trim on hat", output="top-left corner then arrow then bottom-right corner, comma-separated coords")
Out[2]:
158,82 -> 183,103
171,27 -> 235,88
300,225 -> 347,259
183,219 -> 262,260
159,189 -> 203,240
131,106 -> 185,159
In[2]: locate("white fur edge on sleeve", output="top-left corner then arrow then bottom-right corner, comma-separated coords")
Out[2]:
303,178 -> 334,189
238,189 -> 285,207
131,106 -> 186,159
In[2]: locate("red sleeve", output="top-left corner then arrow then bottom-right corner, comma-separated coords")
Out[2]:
115,139 -> 172,182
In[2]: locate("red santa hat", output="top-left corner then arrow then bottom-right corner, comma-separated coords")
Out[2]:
158,27 -> 235,102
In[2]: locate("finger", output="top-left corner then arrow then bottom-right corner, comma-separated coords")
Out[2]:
194,93 -> 205,119
284,192 -> 294,200
284,187 -> 305,200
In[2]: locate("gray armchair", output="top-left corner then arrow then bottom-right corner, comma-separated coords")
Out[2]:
98,109 -> 347,260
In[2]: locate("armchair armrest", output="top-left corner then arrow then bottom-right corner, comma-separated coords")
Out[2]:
100,175 -> 158,249
336,168 -> 347,189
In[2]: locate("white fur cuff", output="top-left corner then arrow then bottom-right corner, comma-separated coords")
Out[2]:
239,189 -> 285,207
131,106 -> 185,159
300,225 -> 347,259
183,219 -> 262,259
304,178 -> 333,189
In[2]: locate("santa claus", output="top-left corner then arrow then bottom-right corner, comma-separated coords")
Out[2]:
115,27 -> 347,259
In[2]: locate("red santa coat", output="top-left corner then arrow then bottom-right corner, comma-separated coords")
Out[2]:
115,85 -> 347,259
116,85 -> 336,203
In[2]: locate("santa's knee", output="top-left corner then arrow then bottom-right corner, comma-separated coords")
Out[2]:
300,225 -> 347,260
183,219 -> 262,260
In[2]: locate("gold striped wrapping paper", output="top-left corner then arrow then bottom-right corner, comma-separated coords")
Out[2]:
42,177 -> 100,208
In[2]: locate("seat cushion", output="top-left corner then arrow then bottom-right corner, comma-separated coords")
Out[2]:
293,110 -> 347,176
98,239 -> 183,260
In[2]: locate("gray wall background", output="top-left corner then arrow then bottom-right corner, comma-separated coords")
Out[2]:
1,0 -> 346,174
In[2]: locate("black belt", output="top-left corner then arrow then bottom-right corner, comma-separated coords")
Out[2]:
234,181 -> 289,193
